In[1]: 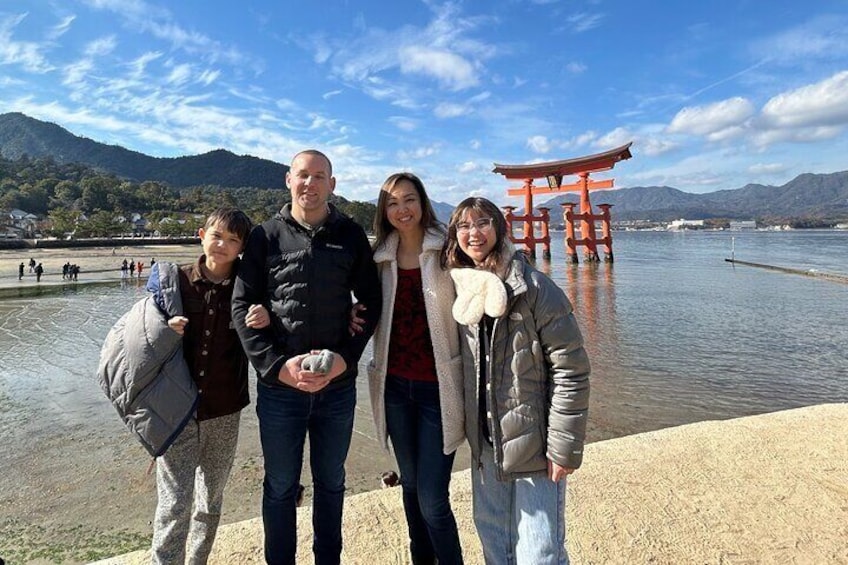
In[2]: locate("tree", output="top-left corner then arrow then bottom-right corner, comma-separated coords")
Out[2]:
46,208 -> 78,237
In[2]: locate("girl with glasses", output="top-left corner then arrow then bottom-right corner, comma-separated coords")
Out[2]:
441,196 -> 591,565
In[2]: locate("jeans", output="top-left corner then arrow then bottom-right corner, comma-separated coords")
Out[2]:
471,442 -> 568,565
385,375 -> 463,565
257,379 -> 356,565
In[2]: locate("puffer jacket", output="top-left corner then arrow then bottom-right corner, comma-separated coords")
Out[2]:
368,228 -> 465,455
452,251 -> 590,480
97,262 -> 198,457
232,203 -> 381,390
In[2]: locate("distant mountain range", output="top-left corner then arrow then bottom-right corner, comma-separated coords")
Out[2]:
1,112 -> 847,221
0,112 -> 287,189
537,172 -> 848,221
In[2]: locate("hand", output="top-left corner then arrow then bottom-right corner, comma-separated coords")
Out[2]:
168,316 -> 189,336
278,352 -> 346,393
349,303 -> 367,336
246,304 -> 271,329
547,459 -> 576,482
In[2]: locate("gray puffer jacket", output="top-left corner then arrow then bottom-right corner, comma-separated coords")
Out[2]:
97,262 -> 198,457
452,252 -> 590,480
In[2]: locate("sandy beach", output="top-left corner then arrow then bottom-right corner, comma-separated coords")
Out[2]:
92,404 -> 848,564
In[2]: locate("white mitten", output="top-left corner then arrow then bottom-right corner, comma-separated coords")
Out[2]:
450,269 -> 507,325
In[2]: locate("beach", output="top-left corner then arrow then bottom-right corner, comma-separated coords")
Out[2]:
93,404 -> 848,564
1,240 -> 846,563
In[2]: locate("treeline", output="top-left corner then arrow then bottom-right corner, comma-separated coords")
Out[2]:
0,155 -> 377,236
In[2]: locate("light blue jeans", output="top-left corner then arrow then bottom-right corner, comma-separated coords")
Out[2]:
471,442 -> 569,565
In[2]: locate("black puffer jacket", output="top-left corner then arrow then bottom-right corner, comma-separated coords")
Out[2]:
232,203 -> 381,390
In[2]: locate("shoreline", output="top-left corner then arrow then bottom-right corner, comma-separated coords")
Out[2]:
93,404 -> 848,564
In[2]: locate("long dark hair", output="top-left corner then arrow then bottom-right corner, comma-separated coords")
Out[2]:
372,172 -> 444,250
440,196 -> 511,273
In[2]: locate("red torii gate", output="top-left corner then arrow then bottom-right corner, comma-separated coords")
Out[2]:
493,142 -> 632,262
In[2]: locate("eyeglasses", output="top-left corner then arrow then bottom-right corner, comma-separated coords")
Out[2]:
455,217 -> 494,234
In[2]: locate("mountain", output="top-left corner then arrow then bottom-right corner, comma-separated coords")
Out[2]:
368,197 -> 455,223
538,172 -> 848,221
2,112 -> 847,221
0,112 -> 287,189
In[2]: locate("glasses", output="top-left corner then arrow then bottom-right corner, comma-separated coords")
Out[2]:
455,217 -> 494,234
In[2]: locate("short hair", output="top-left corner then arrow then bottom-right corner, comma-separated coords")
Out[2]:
372,172 -> 444,250
204,207 -> 253,242
441,196 -> 510,272
291,149 -> 333,176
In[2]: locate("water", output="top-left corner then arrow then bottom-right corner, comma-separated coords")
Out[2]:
1,230 -> 845,450
538,229 -> 848,437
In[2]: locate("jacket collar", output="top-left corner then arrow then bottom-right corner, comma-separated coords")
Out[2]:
277,202 -> 341,230
373,227 -> 445,264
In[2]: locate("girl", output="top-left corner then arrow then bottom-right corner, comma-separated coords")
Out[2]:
367,172 -> 465,564
442,196 -> 590,565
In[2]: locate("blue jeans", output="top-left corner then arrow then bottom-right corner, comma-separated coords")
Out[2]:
385,375 -> 463,565
471,442 -> 569,565
257,380 -> 356,565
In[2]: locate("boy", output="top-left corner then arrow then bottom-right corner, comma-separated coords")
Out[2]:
150,207 -> 268,563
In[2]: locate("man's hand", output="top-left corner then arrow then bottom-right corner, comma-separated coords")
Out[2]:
168,316 -> 189,336
277,351 -> 347,393
547,459 -> 576,482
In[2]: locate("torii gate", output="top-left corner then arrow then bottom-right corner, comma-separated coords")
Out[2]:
493,142 -> 632,262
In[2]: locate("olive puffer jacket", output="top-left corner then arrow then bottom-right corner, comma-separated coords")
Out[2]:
452,252 -> 591,480
97,262 -> 198,457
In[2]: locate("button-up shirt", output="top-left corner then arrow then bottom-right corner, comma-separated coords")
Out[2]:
179,256 -> 249,421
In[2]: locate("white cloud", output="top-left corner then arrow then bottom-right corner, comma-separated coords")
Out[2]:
759,71 -> 848,129
0,13 -> 53,73
434,102 -> 471,119
388,116 -> 418,132
566,61 -> 587,74
470,139 -> 481,150
752,15 -> 848,64
527,135 -> 552,153
48,15 -> 75,40
85,35 -> 116,57
166,63 -> 192,85
457,161 -> 480,173
667,97 -> 755,136
594,127 -> 633,149
567,12 -> 605,33
748,162 -> 787,175
198,69 -> 220,86
399,46 -> 479,91
397,144 -> 440,160
322,89 -> 343,100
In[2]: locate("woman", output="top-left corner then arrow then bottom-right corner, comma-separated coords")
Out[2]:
367,172 -> 465,565
441,196 -> 590,565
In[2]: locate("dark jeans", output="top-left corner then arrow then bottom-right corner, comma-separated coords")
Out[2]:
257,379 -> 356,565
385,374 -> 463,565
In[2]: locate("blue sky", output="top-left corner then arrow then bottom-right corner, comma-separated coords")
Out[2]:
2,1 -> 848,205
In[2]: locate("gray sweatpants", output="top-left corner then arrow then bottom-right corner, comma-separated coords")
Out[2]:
151,411 -> 241,564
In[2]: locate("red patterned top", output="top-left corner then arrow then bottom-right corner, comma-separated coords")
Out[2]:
387,267 -> 437,382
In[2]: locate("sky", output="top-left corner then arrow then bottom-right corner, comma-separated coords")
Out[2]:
2,1 -> 848,206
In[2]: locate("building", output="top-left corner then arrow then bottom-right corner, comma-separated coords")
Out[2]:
729,220 -> 757,230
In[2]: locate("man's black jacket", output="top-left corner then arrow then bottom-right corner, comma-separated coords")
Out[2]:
232,203 -> 381,390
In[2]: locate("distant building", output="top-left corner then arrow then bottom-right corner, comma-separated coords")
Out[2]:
729,220 -> 757,230
667,218 -> 705,230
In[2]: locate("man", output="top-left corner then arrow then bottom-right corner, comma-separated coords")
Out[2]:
232,150 -> 381,565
